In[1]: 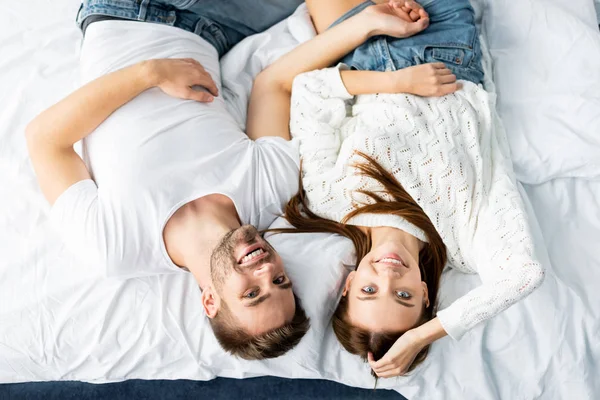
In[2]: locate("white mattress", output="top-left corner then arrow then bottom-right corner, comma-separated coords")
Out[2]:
1,1 -> 599,399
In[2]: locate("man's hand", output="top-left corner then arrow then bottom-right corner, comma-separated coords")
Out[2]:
362,0 -> 429,38
145,58 -> 219,103
393,62 -> 462,97
368,329 -> 426,378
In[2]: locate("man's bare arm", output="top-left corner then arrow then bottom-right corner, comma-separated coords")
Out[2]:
26,58 -> 218,205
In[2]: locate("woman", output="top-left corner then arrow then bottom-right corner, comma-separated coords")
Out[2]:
246,0 -> 545,377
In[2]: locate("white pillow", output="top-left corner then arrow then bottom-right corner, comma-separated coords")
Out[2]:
477,0 -> 600,183
266,217 -> 355,336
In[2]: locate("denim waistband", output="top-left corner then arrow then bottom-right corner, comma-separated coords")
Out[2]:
77,1 -> 229,56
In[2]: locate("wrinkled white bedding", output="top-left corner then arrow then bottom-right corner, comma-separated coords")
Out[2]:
1,1 -> 599,399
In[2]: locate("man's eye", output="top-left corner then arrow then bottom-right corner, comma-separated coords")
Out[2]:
361,286 -> 376,294
396,291 -> 411,299
273,276 -> 285,285
245,290 -> 259,299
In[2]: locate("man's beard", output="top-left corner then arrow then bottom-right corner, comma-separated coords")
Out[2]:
209,225 -> 275,289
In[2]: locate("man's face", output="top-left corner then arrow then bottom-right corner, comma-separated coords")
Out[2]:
209,225 -> 295,335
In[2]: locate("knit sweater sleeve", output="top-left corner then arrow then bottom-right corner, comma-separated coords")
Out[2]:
289,67 -> 353,181
436,157 -> 546,341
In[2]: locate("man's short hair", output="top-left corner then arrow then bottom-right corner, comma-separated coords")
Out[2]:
209,294 -> 309,360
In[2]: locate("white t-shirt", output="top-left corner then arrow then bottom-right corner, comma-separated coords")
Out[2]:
50,21 -> 300,278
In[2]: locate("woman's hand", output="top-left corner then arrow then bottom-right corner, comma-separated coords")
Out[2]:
368,329 -> 426,378
393,62 -> 462,97
362,0 -> 429,38
144,58 -> 219,102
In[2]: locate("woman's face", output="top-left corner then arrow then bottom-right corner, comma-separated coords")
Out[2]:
343,238 -> 429,333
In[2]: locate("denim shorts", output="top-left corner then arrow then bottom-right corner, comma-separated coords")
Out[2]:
330,0 -> 484,84
76,0 -> 303,57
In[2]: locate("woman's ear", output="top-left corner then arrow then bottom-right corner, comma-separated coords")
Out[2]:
342,271 -> 356,296
421,281 -> 430,308
202,285 -> 220,318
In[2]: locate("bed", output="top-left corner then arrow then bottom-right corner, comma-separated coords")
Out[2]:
1,0 -> 599,399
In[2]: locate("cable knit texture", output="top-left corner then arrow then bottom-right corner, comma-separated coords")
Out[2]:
289,67 -> 545,340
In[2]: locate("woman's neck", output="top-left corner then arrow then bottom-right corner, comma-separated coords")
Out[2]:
369,226 -> 424,252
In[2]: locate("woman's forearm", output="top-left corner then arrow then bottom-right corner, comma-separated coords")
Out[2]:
415,317 -> 448,346
28,61 -> 156,149
339,70 -> 398,95
258,11 -> 376,91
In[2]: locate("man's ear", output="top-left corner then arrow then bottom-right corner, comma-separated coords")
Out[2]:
342,271 -> 356,296
421,281 -> 430,309
202,285 -> 220,319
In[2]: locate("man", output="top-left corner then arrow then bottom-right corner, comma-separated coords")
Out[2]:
25,0 -> 308,360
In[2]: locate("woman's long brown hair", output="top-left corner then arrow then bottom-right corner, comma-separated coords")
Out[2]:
270,151 -> 447,374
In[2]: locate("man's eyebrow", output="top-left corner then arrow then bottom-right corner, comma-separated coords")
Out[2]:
356,296 -> 415,308
245,293 -> 271,308
278,282 -> 293,290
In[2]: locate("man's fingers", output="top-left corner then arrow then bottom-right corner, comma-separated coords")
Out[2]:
409,9 -> 420,21
437,68 -> 453,75
195,72 -> 219,96
185,88 -> 214,103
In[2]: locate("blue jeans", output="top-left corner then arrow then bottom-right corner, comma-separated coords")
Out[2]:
77,0 -> 303,57
330,0 -> 484,84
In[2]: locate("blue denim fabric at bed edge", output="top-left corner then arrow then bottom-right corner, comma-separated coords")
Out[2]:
76,0 -> 303,57
330,0 -> 484,84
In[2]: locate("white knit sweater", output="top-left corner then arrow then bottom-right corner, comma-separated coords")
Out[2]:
289,67 -> 545,340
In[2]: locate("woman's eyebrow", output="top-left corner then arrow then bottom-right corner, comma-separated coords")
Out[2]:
356,296 -> 415,307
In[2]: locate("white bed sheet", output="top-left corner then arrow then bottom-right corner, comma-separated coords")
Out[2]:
1,1 -> 599,399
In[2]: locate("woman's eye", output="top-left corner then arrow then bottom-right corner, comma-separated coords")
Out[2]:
396,291 -> 411,299
245,290 -> 259,299
361,286 -> 376,294
273,276 -> 285,285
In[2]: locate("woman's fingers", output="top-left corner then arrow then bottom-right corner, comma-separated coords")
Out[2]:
404,17 -> 429,36
431,62 -> 447,69
377,368 -> 404,378
439,82 -> 462,95
439,73 -> 457,84
404,0 -> 428,19
367,352 -> 376,364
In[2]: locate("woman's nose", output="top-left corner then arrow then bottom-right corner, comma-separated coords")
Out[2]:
376,266 -> 404,278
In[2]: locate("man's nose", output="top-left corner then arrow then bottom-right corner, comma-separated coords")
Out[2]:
253,263 -> 274,277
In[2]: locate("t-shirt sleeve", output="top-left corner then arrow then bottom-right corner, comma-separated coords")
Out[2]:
253,136 -> 301,229
49,179 -> 110,272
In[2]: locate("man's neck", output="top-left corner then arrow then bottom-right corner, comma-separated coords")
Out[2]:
163,194 -> 240,288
